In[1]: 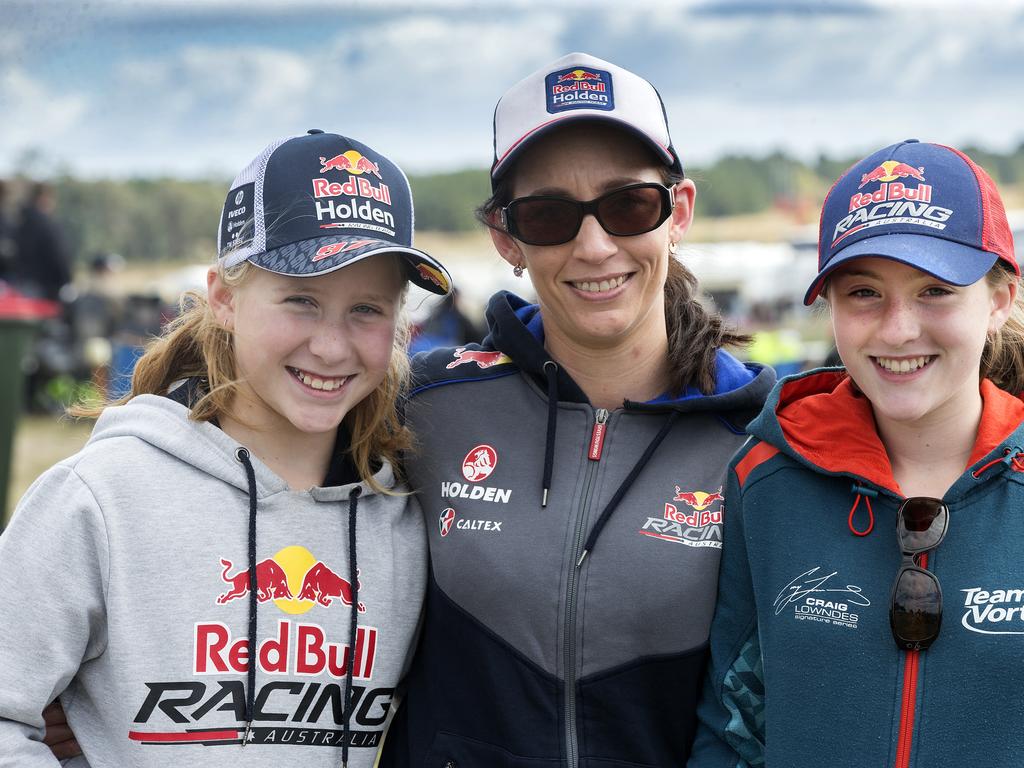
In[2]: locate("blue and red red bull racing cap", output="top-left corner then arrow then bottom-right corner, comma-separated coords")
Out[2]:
490,52 -> 682,188
805,139 -> 1018,304
217,129 -> 451,295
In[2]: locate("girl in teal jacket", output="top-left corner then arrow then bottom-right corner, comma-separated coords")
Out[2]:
690,140 -> 1024,767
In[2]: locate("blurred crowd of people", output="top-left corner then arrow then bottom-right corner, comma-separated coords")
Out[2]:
0,179 -> 170,412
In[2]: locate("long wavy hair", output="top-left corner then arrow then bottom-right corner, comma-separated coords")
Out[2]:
74,260 -> 412,493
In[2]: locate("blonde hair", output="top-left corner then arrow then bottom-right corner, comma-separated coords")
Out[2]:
982,262 -> 1024,394
74,260 -> 413,493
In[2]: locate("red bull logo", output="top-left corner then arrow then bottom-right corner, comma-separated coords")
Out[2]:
638,485 -> 724,549
217,558 -> 293,604
216,546 -> 363,616
312,239 -> 374,262
858,160 -> 926,189
557,68 -> 603,82
439,508 -> 455,537
547,66 -> 614,112
297,561 -> 365,611
462,444 -> 498,482
672,486 -> 724,511
319,150 -> 384,179
416,263 -> 450,292
445,347 -> 512,370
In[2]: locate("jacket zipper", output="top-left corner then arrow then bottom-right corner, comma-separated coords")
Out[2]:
564,408 -> 608,768
894,552 -> 927,768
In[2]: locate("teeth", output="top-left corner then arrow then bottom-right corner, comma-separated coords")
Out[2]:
875,356 -> 932,374
573,275 -> 627,293
291,368 -> 349,391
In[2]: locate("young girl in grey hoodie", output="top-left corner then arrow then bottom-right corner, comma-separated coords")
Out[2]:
0,129 -> 451,768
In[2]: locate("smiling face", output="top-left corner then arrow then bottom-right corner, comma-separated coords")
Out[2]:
490,123 -> 694,352
209,254 -> 405,440
829,257 -> 1014,431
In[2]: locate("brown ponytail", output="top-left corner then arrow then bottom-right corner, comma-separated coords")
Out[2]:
664,254 -> 752,394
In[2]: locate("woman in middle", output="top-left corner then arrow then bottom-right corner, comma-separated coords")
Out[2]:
381,52 -> 775,768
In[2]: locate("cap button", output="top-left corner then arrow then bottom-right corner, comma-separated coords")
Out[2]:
904,138 -> 919,143
307,128 -> 325,135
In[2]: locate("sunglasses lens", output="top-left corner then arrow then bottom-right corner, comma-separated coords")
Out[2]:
898,498 -> 948,552
891,567 -> 942,649
508,198 -> 581,245
597,185 -> 669,236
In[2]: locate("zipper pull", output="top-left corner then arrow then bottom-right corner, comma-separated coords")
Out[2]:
589,409 -> 609,461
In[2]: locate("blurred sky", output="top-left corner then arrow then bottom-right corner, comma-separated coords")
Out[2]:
3,0 -> 1024,179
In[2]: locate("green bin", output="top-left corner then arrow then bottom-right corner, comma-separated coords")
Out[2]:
0,290 -> 60,531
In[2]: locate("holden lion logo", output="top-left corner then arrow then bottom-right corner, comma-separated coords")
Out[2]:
462,444 -> 497,482
439,508 -> 455,537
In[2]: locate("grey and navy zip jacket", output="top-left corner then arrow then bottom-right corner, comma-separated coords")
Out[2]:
689,369 -> 1024,768
380,291 -> 775,768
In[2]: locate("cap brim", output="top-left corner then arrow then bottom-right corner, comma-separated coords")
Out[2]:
247,234 -> 452,295
803,233 -> 1000,305
491,114 -> 679,186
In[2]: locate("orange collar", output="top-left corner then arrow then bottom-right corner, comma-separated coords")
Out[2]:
775,373 -> 1024,495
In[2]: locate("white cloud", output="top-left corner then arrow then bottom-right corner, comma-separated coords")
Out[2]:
0,68 -> 88,148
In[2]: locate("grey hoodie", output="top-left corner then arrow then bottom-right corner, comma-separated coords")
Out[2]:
0,394 -> 426,767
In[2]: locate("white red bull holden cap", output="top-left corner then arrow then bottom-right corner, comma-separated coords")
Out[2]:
490,52 -> 682,188
217,129 -> 452,295
805,139 -> 1018,304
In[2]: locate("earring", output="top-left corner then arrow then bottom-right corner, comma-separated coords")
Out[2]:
668,241 -> 678,256
513,264 -> 525,277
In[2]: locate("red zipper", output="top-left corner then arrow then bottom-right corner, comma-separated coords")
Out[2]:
588,409 -> 609,460
894,552 -> 927,768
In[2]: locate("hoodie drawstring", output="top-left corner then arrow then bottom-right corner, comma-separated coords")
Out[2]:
577,411 -> 681,566
341,486 -> 361,768
972,446 -> 1024,478
848,483 -> 876,537
541,360 -> 558,507
235,447 -> 259,745
234,448 -> 362,765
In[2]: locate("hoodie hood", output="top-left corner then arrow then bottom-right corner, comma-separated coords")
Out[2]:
484,290 -> 775,415
748,368 -> 1024,497
86,393 -> 395,500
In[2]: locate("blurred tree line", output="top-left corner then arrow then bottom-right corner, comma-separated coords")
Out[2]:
16,142 -> 1024,263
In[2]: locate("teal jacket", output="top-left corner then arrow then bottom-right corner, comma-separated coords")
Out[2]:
690,369 -> 1024,768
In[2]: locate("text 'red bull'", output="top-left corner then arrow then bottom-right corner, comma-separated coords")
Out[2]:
194,620 -> 378,679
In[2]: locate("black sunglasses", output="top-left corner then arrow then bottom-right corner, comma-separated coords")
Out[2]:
889,497 -> 949,651
500,182 -> 675,246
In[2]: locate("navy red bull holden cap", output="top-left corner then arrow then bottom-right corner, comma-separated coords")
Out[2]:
805,139 -> 1018,304
217,129 -> 452,295
490,52 -> 682,188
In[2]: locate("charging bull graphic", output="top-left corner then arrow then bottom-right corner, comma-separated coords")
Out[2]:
217,558 -> 294,604
217,555 -> 363,612
298,561 -> 366,611
673,486 -> 725,512
446,347 -> 512,369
